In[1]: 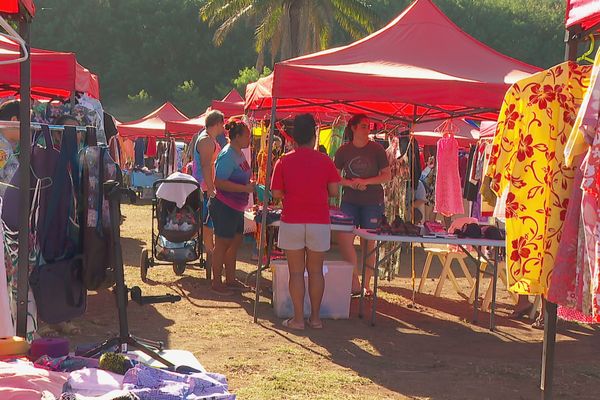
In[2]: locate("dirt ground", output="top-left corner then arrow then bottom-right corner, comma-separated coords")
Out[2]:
67,203 -> 599,399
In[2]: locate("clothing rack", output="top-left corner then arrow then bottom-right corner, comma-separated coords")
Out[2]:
3,122 -> 95,337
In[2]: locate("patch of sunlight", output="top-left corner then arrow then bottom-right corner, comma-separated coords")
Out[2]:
224,359 -> 259,374
235,367 -> 371,400
273,345 -> 304,356
200,320 -> 243,339
349,338 -> 381,357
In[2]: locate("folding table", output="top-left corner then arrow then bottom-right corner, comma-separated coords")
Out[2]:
353,228 -> 506,330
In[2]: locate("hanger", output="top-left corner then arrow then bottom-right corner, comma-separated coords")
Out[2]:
577,34 -> 596,64
434,119 -> 459,137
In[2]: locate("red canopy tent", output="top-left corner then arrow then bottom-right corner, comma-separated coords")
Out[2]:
566,0 -> 600,30
165,113 -> 206,138
0,35 -> 100,98
0,0 -> 34,17
210,89 -> 244,118
247,0 -> 540,123
165,89 -> 244,137
119,102 -> 188,139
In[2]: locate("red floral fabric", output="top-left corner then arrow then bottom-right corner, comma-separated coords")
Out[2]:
486,62 -> 591,295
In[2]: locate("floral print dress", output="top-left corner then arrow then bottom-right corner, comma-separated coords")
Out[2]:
486,61 -> 591,296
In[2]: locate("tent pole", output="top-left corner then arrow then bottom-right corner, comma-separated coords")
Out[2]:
253,99 -> 277,323
541,301 -> 557,399
540,24 -> 582,399
16,18 -> 31,338
564,26 -> 580,62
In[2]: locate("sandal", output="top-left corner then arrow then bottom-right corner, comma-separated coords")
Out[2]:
307,319 -> 323,329
282,318 -> 304,330
531,316 -> 545,330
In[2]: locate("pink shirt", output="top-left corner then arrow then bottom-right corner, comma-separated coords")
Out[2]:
271,148 -> 340,224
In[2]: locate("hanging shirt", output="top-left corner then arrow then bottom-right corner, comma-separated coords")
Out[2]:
215,144 -> 251,212
486,61 -> 591,296
134,137 -> 145,167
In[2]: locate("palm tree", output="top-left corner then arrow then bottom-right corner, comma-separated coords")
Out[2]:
200,0 -> 378,66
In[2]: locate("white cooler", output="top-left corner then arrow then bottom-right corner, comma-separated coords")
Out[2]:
272,260 -> 353,319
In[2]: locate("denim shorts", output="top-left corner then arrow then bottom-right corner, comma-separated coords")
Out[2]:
340,202 -> 384,229
208,197 -> 244,239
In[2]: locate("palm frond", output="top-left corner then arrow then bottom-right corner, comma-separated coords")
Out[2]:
200,0 -> 252,24
213,5 -> 253,46
255,4 -> 284,53
330,0 -> 379,33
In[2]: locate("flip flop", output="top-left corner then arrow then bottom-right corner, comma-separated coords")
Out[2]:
282,318 -> 305,330
307,319 -> 323,329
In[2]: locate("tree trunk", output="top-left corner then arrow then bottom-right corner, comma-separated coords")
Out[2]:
289,0 -> 302,58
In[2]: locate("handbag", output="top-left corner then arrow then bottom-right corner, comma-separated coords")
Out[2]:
28,126 -> 87,324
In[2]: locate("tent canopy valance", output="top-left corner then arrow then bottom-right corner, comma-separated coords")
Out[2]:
246,0 -> 541,123
119,102 -> 187,139
566,0 -> 600,30
0,35 -> 99,98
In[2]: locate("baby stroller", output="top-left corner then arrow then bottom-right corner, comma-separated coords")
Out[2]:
140,173 -> 208,281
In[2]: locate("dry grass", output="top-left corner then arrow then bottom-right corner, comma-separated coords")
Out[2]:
66,203 -> 600,400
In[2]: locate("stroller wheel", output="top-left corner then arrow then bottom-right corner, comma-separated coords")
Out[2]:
140,249 -> 150,281
173,263 -> 186,276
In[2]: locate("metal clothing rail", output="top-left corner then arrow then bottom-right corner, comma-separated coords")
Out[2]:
0,120 -> 90,132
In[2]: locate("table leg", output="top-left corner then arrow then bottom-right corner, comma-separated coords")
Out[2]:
472,246 -> 481,324
371,241 -> 381,327
489,246 -> 499,331
358,239 -> 368,319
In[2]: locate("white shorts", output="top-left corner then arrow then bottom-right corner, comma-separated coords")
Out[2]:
278,222 -> 331,252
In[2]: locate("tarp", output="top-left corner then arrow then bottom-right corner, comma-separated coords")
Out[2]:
0,35 -> 99,98
119,102 -> 188,139
0,0 -> 35,16
166,89 -> 244,137
566,0 -> 600,29
246,0 -> 540,122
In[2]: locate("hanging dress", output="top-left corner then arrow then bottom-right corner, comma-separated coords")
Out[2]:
434,134 -> 463,216
486,61 -> 591,295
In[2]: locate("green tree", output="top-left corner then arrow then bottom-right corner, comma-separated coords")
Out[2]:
200,0 -> 379,65
232,66 -> 272,95
173,80 -> 207,116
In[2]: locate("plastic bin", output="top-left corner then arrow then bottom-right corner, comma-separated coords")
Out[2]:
272,260 -> 353,319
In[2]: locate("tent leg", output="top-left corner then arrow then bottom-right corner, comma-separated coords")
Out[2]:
253,99 -> 277,323
540,301 -> 557,400
16,19 -> 31,339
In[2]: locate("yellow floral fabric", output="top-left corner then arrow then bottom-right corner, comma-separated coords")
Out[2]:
486,62 -> 591,295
